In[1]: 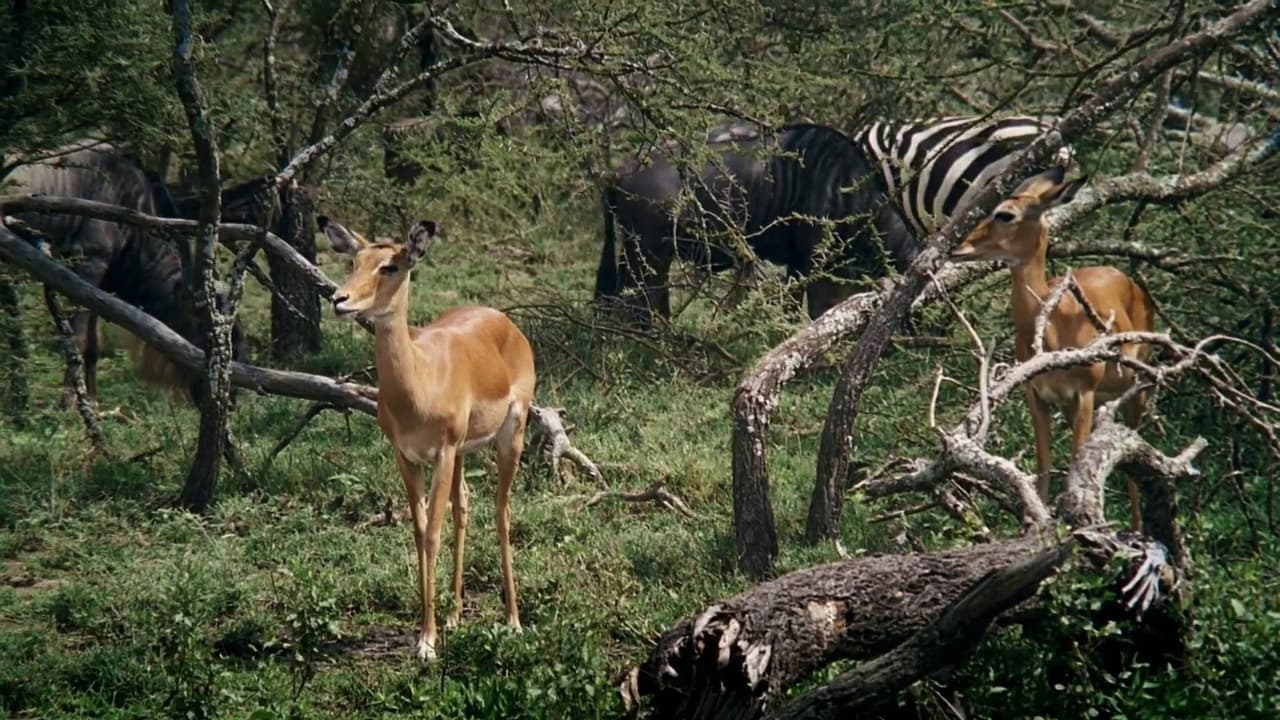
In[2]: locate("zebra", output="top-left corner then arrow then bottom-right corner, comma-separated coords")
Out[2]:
853,115 -> 1073,237
594,123 -> 919,323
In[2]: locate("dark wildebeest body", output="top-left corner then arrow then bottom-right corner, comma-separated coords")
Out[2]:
594,123 -> 918,323
2,140 -> 245,405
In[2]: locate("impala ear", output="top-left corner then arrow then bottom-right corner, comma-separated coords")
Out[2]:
1011,165 -> 1066,199
401,220 -> 439,266
1047,176 -> 1087,208
318,216 -> 366,255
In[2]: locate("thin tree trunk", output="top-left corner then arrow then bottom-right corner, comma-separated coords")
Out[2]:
172,0 -> 233,513
43,286 -> 106,453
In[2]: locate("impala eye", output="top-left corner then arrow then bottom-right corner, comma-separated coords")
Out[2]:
378,264 -> 399,275
993,210 -> 1016,223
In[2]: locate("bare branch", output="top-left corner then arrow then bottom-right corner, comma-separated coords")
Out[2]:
0,226 -> 379,415
528,404 -> 604,486
0,194 -> 360,328
570,481 -> 697,519
1196,69 -> 1280,102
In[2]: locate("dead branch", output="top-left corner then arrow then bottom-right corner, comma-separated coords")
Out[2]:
1195,69 -> 1280,103
260,402 -> 340,473
3,217 -> 106,452
0,194 -> 347,316
765,545 -> 1064,720
44,284 -> 107,457
0,225 -> 379,414
0,225 -> 600,473
528,404 -> 604,486
569,481 -> 697,518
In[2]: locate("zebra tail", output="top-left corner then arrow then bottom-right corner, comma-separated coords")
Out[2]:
594,186 -> 620,299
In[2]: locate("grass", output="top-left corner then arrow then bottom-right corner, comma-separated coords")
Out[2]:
1,193 -> 1277,719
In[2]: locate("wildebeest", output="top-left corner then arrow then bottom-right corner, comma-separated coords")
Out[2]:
1,139 -> 246,405
594,123 -> 918,323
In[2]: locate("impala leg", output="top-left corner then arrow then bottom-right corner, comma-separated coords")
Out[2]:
393,451 -> 431,659
495,416 -> 526,631
446,456 -> 469,629
418,444 -> 456,659
1025,386 -> 1054,503
1068,390 -> 1095,456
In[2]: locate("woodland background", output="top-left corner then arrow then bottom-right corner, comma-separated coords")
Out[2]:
0,0 -> 1278,718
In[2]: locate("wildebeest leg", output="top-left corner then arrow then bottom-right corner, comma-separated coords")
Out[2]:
620,229 -> 673,324
805,276 -> 851,320
82,312 -> 99,402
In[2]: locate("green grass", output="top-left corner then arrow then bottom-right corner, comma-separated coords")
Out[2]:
1,199 -> 1276,719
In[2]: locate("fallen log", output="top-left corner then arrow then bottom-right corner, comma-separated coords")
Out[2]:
621,533 -> 1066,720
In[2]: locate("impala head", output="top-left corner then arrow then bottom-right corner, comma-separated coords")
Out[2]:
321,216 -> 439,321
949,166 -> 1086,266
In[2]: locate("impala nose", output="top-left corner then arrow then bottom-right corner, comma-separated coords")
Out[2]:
332,293 -> 352,315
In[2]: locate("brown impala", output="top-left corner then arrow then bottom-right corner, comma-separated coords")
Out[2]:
949,167 -> 1155,530
322,217 -> 536,660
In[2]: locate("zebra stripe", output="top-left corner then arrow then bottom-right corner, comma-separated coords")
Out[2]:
854,115 -> 1071,236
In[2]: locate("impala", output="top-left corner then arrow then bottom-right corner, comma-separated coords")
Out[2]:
322,217 -> 536,660
949,167 -> 1153,530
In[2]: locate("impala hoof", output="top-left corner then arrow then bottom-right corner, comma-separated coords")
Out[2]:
416,637 -> 437,661
508,617 -> 523,634
445,612 -> 462,630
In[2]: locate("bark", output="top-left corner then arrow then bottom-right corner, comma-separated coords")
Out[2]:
172,0 -> 233,512
0,268 -> 29,425
622,534 -> 1064,720
731,263 -> 1036,576
805,0 -> 1278,545
732,292 -> 884,576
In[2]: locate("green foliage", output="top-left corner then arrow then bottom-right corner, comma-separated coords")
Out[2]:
963,546 -> 1280,719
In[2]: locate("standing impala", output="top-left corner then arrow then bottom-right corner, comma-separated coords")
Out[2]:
949,167 -> 1153,530
321,217 -> 535,660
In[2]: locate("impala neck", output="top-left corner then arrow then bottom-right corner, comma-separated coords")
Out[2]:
372,287 -> 420,395
1008,226 -> 1053,348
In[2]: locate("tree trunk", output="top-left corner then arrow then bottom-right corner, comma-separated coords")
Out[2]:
623,534 -> 1067,720
0,269 -> 28,426
172,0 -> 233,513
731,292 -> 885,577
267,182 -> 321,361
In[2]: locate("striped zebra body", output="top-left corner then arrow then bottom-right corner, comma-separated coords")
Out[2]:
854,115 -> 1071,236
595,123 -> 918,322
